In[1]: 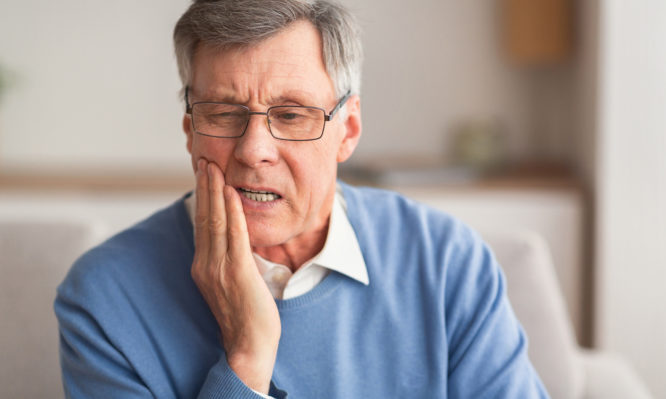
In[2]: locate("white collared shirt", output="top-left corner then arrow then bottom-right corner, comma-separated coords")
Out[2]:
184,186 -> 369,300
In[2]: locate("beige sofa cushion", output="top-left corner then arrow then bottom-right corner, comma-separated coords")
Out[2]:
578,349 -> 652,399
0,220 -> 102,399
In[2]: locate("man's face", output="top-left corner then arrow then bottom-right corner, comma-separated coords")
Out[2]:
183,21 -> 361,249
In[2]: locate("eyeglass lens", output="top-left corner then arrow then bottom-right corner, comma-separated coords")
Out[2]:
192,103 -> 325,140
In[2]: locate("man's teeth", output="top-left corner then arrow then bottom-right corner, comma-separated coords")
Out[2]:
239,188 -> 280,202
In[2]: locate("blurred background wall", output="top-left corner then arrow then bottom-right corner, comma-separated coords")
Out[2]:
0,0 -> 664,397
0,0 -> 580,174
595,1 -> 666,396
0,0 -> 190,175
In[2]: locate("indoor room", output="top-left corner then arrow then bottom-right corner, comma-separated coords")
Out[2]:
1,0 -> 664,397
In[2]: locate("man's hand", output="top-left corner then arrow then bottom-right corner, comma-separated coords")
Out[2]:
191,159 -> 281,395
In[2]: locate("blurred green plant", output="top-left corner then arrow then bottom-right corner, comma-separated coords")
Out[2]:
0,64 -> 6,93
0,62 -> 14,104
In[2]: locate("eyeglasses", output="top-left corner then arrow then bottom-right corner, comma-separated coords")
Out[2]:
185,87 -> 351,141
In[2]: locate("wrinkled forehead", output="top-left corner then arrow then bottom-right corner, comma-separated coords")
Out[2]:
189,21 -> 335,104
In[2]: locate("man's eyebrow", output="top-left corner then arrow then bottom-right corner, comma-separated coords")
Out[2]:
269,91 -> 321,106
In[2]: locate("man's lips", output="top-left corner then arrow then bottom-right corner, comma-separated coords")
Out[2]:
236,187 -> 282,202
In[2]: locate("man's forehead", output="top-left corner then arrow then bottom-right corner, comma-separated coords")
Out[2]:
190,55 -> 324,102
189,23 -> 335,104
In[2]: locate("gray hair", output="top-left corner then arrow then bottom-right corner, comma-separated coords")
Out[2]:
173,0 -> 363,101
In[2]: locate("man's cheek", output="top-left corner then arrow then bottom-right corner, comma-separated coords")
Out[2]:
193,145 -> 232,170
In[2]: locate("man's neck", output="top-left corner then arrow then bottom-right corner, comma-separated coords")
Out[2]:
252,217 -> 329,272
251,183 -> 337,272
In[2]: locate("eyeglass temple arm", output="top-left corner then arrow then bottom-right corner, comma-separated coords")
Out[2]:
325,90 -> 351,121
185,86 -> 192,113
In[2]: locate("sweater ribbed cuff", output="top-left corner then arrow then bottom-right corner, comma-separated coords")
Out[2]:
197,355 -> 287,399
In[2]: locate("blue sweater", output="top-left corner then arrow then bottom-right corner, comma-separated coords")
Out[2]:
55,183 -> 548,398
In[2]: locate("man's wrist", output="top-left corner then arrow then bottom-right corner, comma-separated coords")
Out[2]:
227,352 -> 275,395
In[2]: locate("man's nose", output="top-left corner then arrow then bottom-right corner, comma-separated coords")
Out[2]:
233,113 -> 280,167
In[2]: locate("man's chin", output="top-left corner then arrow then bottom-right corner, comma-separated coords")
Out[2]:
247,225 -> 289,249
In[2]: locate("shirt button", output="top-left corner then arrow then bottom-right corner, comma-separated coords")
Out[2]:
271,266 -> 291,286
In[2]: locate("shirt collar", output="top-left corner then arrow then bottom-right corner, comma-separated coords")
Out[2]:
311,191 -> 369,285
183,186 -> 369,286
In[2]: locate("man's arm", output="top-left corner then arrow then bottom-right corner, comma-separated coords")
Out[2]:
190,159 -> 282,396
54,160 -> 284,398
445,233 -> 549,398
56,294 -> 155,398
56,286 -> 284,399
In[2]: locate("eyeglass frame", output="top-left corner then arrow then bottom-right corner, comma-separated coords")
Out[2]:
184,87 -> 351,142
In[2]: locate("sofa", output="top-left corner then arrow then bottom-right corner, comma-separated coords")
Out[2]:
0,218 -> 652,398
483,231 -> 652,398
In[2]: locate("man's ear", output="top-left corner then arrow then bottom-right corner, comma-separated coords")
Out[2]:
336,94 -> 362,163
182,114 -> 194,154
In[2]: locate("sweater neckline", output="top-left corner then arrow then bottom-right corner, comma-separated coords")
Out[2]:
274,271 -> 345,311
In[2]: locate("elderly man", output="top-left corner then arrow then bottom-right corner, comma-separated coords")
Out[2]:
55,1 -> 548,398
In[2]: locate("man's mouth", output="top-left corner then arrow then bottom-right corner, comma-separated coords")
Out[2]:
238,188 -> 282,202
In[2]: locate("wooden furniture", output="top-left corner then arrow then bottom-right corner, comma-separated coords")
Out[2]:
501,0 -> 574,65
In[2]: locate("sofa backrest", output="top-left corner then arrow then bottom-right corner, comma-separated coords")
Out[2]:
0,219 -> 105,398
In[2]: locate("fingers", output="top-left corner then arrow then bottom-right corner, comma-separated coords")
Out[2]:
193,159 -> 251,270
194,158 -> 210,256
224,184 -> 252,262
207,162 -> 228,256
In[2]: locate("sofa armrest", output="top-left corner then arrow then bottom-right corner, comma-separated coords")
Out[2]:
578,349 -> 652,399
483,230 -> 583,399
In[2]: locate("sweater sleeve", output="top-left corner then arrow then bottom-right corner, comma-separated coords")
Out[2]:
55,289 -> 155,398
444,233 -> 550,398
56,286 -> 288,399
54,259 -> 288,399
197,356 -> 287,399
